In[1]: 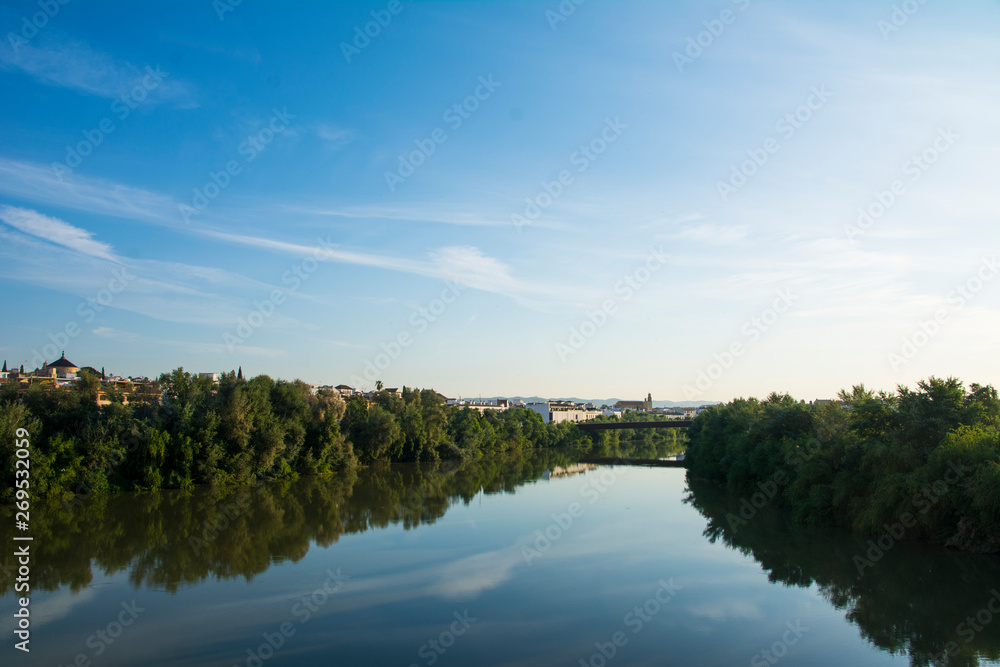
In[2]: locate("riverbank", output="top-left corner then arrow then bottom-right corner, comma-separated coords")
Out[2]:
684,377 -> 1000,554
1,363 -> 685,502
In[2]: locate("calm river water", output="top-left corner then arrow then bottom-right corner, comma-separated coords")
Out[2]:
2,449 -> 999,666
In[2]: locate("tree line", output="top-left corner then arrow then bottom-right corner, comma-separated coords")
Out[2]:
685,376 -> 1000,553
0,368 -> 605,502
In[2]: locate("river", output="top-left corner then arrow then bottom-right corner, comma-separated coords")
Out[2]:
2,449 -> 998,666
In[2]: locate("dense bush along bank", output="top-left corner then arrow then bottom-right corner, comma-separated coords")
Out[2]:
684,377 -> 1000,553
0,369 -> 682,502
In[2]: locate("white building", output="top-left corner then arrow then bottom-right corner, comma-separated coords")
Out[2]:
462,399 -> 511,414
526,400 -> 602,424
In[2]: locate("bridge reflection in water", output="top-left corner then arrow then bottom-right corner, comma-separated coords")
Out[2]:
576,420 -> 690,466
576,420 -> 692,431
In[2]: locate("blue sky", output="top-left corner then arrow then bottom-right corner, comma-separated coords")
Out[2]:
0,0 -> 998,401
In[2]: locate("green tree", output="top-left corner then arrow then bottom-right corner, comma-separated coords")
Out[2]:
351,406 -> 402,464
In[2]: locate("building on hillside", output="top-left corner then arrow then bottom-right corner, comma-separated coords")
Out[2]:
128,380 -> 163,406
334,384 -> 356,398
462,399 -> 510,414
357,387 -> 403,402
47,352 -> 79,374
198,372 -> 220,383
96,376 -> 163,407
4,353 -> 164,407
526,400 -> 602,425
21,352 -> 82,388
615,393 -> 653,412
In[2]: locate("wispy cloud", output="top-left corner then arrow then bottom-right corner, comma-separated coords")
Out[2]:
674,223 -> 751,245
0,40 -> 195,104
0,157 -> 180,226
203,229 -> 587,307
92,327 -> 286,358
317,124 -> 357,148
686,599 -> 764,622
291,203 -> 519,228
0,225 -> 298,328
429,245 -> 517,292
0,157 -> 582,308
0,205 -> 116,260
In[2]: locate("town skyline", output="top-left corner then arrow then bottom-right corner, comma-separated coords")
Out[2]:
0,348 -> 932,406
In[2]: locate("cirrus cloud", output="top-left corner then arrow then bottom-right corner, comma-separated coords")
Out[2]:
0,205 -> 116,260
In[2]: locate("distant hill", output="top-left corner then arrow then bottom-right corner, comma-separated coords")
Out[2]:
476,397 -> 720,408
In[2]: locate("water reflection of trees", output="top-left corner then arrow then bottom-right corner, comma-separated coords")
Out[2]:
684,478 -> 1000,667
1,446 -> 657,595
